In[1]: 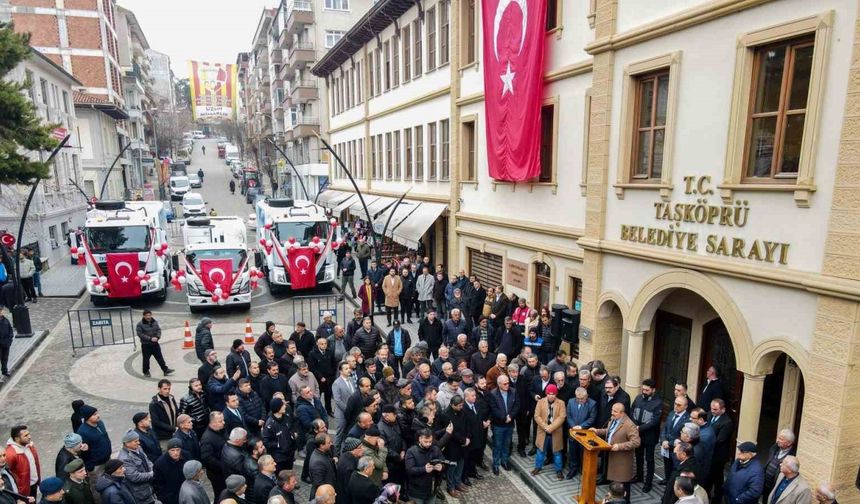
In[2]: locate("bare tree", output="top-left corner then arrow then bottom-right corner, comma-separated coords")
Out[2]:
155,109 -> 193,157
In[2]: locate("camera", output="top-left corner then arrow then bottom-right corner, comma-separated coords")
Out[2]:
430,459 -> 458,467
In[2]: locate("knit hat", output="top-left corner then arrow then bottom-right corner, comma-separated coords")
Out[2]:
382,366 -> 395,378
225,474 -> 246,493
166,439 -> 182,450
121,430 -> 140,444
365,426 -> 381,437
80,405 -> 98,420
232,339 -> 243,350
39,477 -> 64,495
545,384 -> 558,395
105,459 -> 124,475
64,433 -> 82,449
270,397 -> 285,413
183,460 -> 203,479
63,458 -> 84,474
382,404 -> 397,414
342,437 -> 361,452
132,412 -> 149,425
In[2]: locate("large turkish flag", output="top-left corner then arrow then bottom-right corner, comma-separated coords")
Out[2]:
106,253 -> 141,298
482,0 -> 547,181
200,259 -> 234,294
287,247 -> 318,290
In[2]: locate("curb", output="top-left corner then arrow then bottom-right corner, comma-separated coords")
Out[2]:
0,328 -> 49,391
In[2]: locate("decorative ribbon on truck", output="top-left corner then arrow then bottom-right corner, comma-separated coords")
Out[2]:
260,218 -> 340,290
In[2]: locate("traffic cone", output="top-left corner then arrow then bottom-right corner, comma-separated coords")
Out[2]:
182,321 -> 194,349
244,317 -> 255,344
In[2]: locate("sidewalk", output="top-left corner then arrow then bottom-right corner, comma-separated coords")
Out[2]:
41,259 -> 87,297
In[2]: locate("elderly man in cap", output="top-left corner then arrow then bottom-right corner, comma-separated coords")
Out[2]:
153,440 -> 186,504
725,442 -> 765,504
56,434 -> 87,480
38,477 -> 65,504
116,431 -> 155,504
218,474 -> 246,504
359,427 -> 387,486
178,461 -> 209,504
131,413 -> 161,464
62,459 -> 93,504
76,406 -> 111,485
95,459 -> 134,504
171,415 -> 199,461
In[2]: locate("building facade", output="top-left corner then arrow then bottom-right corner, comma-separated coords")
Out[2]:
314,0 -> 860,497
1,50 -> 87,267
146,49 -> 175,110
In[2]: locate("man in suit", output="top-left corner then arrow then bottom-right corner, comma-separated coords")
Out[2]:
708,398 -> 734,500
592,403 -> 640,504
697,366 -> 726,409
688,408 -> 715,486
631,378 -> 663,493
767,456 -> 810,504
662,442 -> 698,504
565,387 -> 597,479
674,383 -> 695,413
489,374 -> 519,475
598,377 -> 631,483
660,395 -> 690,482
761,429 -> 797,504
489,287 -> 510,332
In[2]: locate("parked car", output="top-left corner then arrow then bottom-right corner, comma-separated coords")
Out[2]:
245,186 -> 261,204
188,173 -> 202,188
169,176 -> 190,201
181,192 -> 207,218
246,213 -> 257,230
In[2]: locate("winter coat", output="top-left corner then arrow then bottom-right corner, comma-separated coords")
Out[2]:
335,453 -> 359,504
630,393 -> 663,446
404,443 -> 443,499
489,387 -> 519,425
0,317 -> 13,348
417,317 -> 443,349
63,475 -> 95,504
288,372 -> 320,403
194,323 -> 214,362
252,473 -> 276,504
449,342 -> 475,365
254,331 -> 275,361
432,277 -> 447,304
135,428 -> 162,464
381,275 -> 402,308
566,398 -> 598,430
308,347 -> 337,383
289,330 -> 316,359
469,351 -> 495,378
384,329 -> 411,358
724,459 -> 765,504
442,317 -> 469,347
352,327 -> 381,360
135,319 -> 162,347
262,413 -> 297,465
238,390 -> 266,431
259,374 -> 289,412
179,391 -> 210,434
360,440 -> 387,486
414,274 -> 434,302
4,440 -> 40,492
171,429 -> 200,462
199,427 -> 227,475
340,257 -> 356,277
295,397 -> 328,434
443,406 -> 472,460
594,415 -> 640,482
96,475 -> 136,504
377,419 -> 404,467
354,242 -> 372,260
534,397 -> 567,452
116,447 -> 156,504
221,443 -> 248,481
77,421 -> 111,469
226,350 -> 252,380
307,449 -> 337,499
347,472 -> 379,504
55,447 -> 77,479
357,283 -> 374,314
398,274 -> 415,302
207,376 -> 236,412
410,374 -> 441,404
149,393 -> 179,440
18,258 -> 34,279
178,479 -> 210,504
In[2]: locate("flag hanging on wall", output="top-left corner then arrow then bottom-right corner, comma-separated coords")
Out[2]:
481,0 -> 547,181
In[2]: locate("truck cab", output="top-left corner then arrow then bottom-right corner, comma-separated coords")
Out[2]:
255,198 -> 336,294
182,217 -> 251,311
83,201 -> 171,305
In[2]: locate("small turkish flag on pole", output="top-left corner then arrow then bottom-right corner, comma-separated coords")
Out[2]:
287,247 -> 318,290
482,0 -> 547,182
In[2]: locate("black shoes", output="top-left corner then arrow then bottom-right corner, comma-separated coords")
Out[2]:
502,463 -> 511,471
163,368 -> 175,375
492,467 -> 500,476
517,449 -> 527,457
642,485 -> 653,493
527,448 -> 537,457
143,371 -> 151,377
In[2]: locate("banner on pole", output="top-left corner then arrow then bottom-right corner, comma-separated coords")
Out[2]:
188,61 -> 238,122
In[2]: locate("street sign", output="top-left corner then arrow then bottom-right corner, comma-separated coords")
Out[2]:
0,233 -> 15,247
89,318 -> 112,328
318,308 -> 336,321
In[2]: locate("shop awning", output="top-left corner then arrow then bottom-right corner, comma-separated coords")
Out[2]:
346,194 -> 380,216
332,194 -> 358,213
364,196 -> 397,219
391,201 -> 447,249
316,190 -> 352,209
372,199 -> 422,236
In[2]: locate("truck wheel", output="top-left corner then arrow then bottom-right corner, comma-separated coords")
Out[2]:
154,285 -> 167,302
91,295 -> 105,307
189,305 -> 198,314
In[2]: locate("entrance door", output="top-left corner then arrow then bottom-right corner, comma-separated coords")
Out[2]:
699,318 -> 743,415
534,262 -> 551,310
652,310 -> 692,411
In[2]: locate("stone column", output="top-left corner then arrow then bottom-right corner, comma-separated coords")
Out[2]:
623,330 -> 645,391
736,373 -> 766,443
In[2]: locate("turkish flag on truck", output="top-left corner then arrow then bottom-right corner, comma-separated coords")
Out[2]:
106,253 -> 141,298
287,247 -> 317,290
482,0 -> 547,181
199,259 -> 234,294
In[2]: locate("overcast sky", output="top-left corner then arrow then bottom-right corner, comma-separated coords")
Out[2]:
117,0 -> 275,76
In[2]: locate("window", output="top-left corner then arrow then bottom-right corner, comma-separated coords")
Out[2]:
460,0 -> 476,66
413,19 -> 422,77
427,7 -> 437,71
24,70 -> 35,102
403,25 -> 412,82
441,119 -> 450,181
440,2 -> 449,65
461,119 -> 476,182
546,0 -> 560,31
632,71 -> 669,180
744,37 -> 814,180
416,125 -> 424,181
429,122 -> 437,181
405,128 -> 413,180
394,131 -> 401,179
358,138 -> 365,178
385,132 -> 392,179
325,30 -> 344,49
392,36 -> 400,87
375,47 -> 382,96
356,61 -> 362,103
40,78 -> 48,105
539,103 -> 556,182
62,90 -> 70,114
383,41 -> 391,91
325,0 -> 349,10
569,277 -> 583,311
371,135 -> 378,179
376,134 -> 384,179
368,52 -> 375,97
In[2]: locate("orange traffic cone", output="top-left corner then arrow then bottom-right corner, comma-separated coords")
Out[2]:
182,321 -> 194,349
244,317 -> 255,344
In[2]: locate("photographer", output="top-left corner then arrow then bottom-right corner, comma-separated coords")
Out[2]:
405,429 -> 446,504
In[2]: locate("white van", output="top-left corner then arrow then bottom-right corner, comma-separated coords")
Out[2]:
224,145 -> 240,164
169,176 -> 190,201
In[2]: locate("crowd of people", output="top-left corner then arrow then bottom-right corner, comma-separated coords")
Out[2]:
0,259 -> 843,504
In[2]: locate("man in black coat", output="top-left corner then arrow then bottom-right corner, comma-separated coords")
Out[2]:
135,310 -> 174,378
463,387 -> 489,482
254,321 -> 277,360
631,378 -> 663,493
347,458 -> 379,504
443,396 -> 472,497
262,398 -> 298,472
335,438 -> 364,504
171,415 -> 200,461
226,340 -> 252,380
493,317 -> 521,360
662,442 -> 698,504
308,337 -> 337,415
597,377 -> 632,428
149,380 -> 179,449
697,366 -> 726,409
708,399 -> 734,500
417,310 -> 443,360
221,429 -> 251,483
259,362 -> 290,413
398,268 -> 416,324
199,411 -> 228,496
237,379 -> 266,434
253,455 -> 278,504
307,433 -> 337,500
468,280 -> 486,326
405,430 -> 445,503
0,308 -> 14,376
488,287 -> 510,331
289,322 -> 315,359
152,440 -> 186,504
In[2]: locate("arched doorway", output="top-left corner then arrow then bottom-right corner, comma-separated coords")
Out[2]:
755,352 -> 805,456
534,261 -> 551,311
597,299 -> 625,375
699,319 -> 742,416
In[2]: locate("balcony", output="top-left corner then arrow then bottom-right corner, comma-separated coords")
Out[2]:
292,116 -> 319,139
288,42 -> 315,70
286,1 -> 313,35
270,48 -> 283,65
278,26 -> 291,49
290,80 -> 318,104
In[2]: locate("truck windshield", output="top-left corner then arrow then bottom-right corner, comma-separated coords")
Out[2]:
87,226 -> 151,254
186,249 -> 247,271
275,221 -> 330,245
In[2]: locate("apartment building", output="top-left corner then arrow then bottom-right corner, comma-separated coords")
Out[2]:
314,0 -> 860,496
146,49 -> 175,110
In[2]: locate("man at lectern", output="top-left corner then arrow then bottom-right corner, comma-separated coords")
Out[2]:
591,403 -> 641,504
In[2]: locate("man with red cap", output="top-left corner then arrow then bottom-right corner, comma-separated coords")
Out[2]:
531,384 -> 566,480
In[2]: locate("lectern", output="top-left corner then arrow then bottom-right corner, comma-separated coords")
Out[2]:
570,428 -> 612,504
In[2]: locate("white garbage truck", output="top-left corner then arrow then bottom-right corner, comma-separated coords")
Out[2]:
81,201 -> 172,305
181,216 -> 252,311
